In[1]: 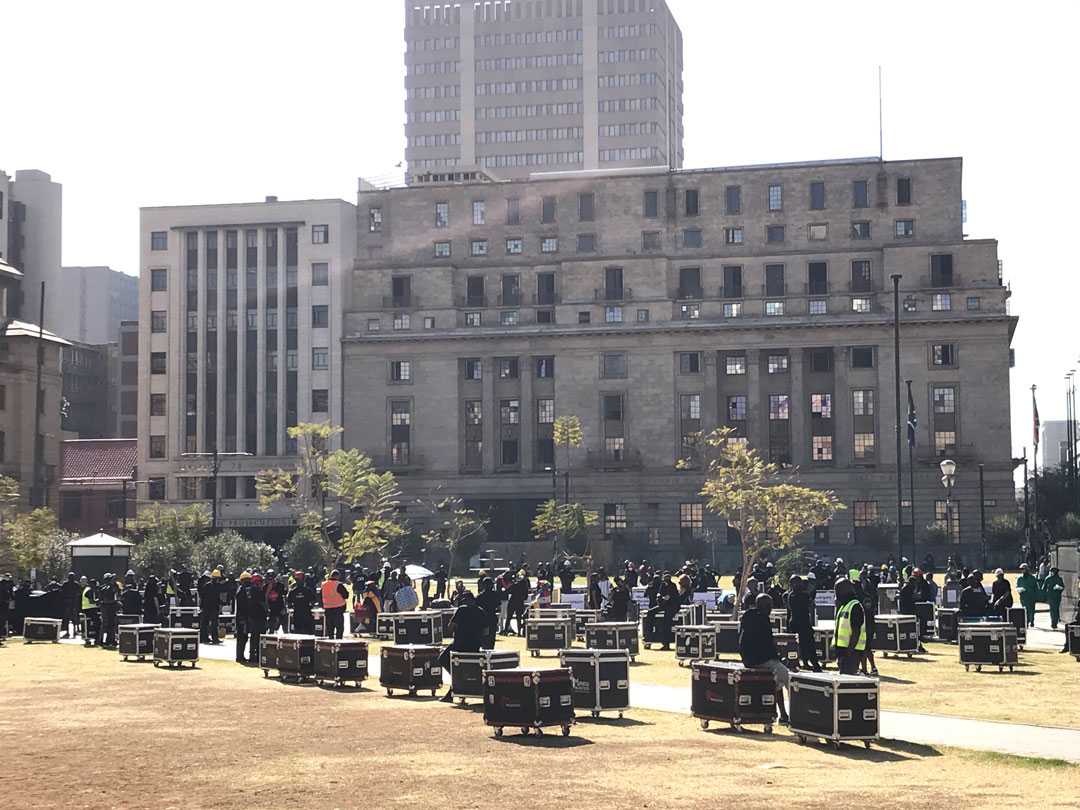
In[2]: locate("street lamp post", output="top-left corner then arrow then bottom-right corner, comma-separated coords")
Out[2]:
180,447 -> 252,532
978,463 -> 987,569
940,458 -> 957,552
545,465 -> 558,564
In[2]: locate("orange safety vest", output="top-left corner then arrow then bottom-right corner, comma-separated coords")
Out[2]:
321,580 -> 346,610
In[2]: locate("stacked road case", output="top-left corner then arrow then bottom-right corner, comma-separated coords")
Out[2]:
936,607 -> 960,642
813,626 -> 836,667
483,667 -> 575,737
913,602 -> 935,639
877,583 -> 898,615
391,611 -> 444,645
872,614 -> 919,657
23,617 -> 62,643
789,671 -> 879,749
774,633 -> 800,671
573,609 -> 602,638
380,644 -> 442,696
79,613 -> 99,647
676,603 -> 707,627
276,634 -> 317,682
217,613 -> 236,639
259,634 -> 281,676
559,648 -> 630,718
116,613 -> 141,629
675,625 -> 717,664
585,622 -> 639,660
713,621 -> 740,655
959,623 -> 1019,672
118,623 -> 158,661
375,613 -> 395,640
168,606 -> 199,629
769,610 -> 787,634
314,638 -> 368,687
1006,606 -> 1028,649
450,649 -> 520,704
691,660 -> 777,733
525,615 -> 575,656
153,627 -> 199,668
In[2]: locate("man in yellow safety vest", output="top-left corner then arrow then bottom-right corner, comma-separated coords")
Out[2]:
834,577 -> 867,675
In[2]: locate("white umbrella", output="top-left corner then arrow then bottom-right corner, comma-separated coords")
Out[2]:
405,563 -> 435,580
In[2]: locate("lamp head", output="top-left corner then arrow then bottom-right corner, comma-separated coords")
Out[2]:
939,458 -> 957,477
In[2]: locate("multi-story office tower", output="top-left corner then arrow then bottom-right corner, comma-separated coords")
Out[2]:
138,198 -> 356,538
117,320 -> 139,438
404,0 -> 684,181
0,169 -> 63,326
344,156 -> 1017,562
58,265 -> 139,344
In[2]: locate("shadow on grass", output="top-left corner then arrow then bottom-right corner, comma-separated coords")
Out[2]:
875,674 -> 916,685
491,730 -> 593,748
787,735 -> 935,762
574,714 -> 652,727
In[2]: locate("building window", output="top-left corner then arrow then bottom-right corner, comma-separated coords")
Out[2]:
312,305 -> 329,328
852,297 -> 872,314
897,177 -> 912,205
424,316 -> 435,329
150,268 -> 167,291
148,478 -> 166,500
809,299 -> 827,315
472,200 -> 486,225
933,386 -> 956,414
808,223 -> 828,241
853,180 -> 869,208
535,356 -> 555,379
601,352 -> 627,379
367,318 -> 381,332
541,196 -> 557,224
903,297 -> 918,313
932,344 -> 956,367
368,208 -> 382,232
931,254 -> 954,287
765,301 -> 784,317
934,499 -> 960,541
435,202 -> 449,228
851,221 -> 871,240
471,239 -> 489,257
312,224 -> 329,244
497,357 -> 519,379
682,393 -> 702,422
434,241 -> 452,258
768,184 -> 783,212
541,237 -> 558,253
150,352 -> 167,374
500,399 -> 520,426
465,312 -> 482,327
679,352 -> 702,374
311,262 -> 329,286
851,347 -> 874,368
642,231 -> 661,252
932,293 -> 952,312
725,354 -> 746,375
499,310 -> 519,327
810,349 -> 833,372
685,188 -> 700,217
809,181 -> 826,210
463,359 -> 482,380
605,306 -> 623,323
852,389 -> 875,416
643,190 -> 659,218
393,312 -> 410,331
853,500 -> 879,527
312,389 -> 329,413
768,354 -> 788,374
967,296 -> 981,311
769,394 -> 790,420
766,225 -> 785,243
578,311 -> 591,324
604,503 -> 628,534
683,228 -> 702,248
150,310 -> 167,333
723,302 -> 742,318
389,359 -> 411,382
895,219 -> 915,238
505,237 -> 523,255
390,400 -> 411,466
506,198 -> 520,226
853,432 -> 876,459
725,185 -> 741,215
812,435 -> 833,462
935,431 -> 957,455
724,227 -> 743,245
811,393 -> 833,419
150,231 -> 167,251
578,192 -> 595,222
680,303 -> 701,320
727,396 -> 747,421
636,309 -> 650,322
577,233 -> 596,253
149,435 -> 166,459
313,347 -> 330,370
680,503 -> 703,531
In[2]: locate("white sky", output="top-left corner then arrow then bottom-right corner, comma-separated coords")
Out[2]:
4,0 -> 1077,465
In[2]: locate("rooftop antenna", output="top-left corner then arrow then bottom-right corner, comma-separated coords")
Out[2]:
878,66 -> 884,161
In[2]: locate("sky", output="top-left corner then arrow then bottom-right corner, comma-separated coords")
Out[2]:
4,0 -> 1077,467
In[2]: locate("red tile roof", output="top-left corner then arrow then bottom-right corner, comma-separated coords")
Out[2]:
61,439 -> 137,483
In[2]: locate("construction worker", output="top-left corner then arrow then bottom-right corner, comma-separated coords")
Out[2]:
81,577 -> 100,646
0,572 -> 14,640
834,578 -> 867,676
1016,564 -> 1039,627
321,570 -> 349,639
98,573 -> 120,648
60,573 -> 81,638
199,570 -> 223,644
288,570 -> 316,635
265,570 -> 288,634
1042,567 -> 1066,629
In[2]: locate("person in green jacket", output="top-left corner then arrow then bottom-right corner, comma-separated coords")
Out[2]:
1015,564 -> 1040,627
1042,567 -> 1066,629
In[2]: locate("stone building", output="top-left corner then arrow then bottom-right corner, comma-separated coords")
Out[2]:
404,0 -> 683,180
343,156 -> 1017,565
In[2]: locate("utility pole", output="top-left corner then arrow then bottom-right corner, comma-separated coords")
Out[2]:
1022,449 -> 1029,531
31,282 -> 46,508
979,463 -> 987,569
891,274 -> 903,564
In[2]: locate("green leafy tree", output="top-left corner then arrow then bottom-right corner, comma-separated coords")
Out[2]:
9,508 -> 63,574
190,530 -> 277,574
256,423 -> 342,539
0,475 -> 23,573
690,427 -> 842,615
985,514 -> 1024,554
282,529 -> 335,572
131,531 -> 195,577
324,448 -> 406,562
532,499 -> 599,556
135,502 -> 211,536
420,490 -> 487,576
553,415 -> 584,490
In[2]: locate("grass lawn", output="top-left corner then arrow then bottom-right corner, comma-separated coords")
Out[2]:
1,642 -> 1077,809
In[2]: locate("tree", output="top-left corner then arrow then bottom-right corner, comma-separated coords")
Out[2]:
553,415 -> 584,496
8,508 -> 62,574
324,448 -> 406,562
282,530 -> 335,572
130,531 -> 195,577
135,502 -> 211,536
985,514 -> 1024,555
256,422 -> 342,540
0,475 -> 22,573
190,530 -> 277,575
420,490 -> 487,576
690,427 -> 842,615
531,499 -> 599,556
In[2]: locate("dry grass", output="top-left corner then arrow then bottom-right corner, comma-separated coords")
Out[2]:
1,642 -> 1078,810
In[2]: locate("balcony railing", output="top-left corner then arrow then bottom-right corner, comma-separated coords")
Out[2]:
594,287 -> 633,302
676,286 -> 703,300
382,294 -> 419,309
719,285 -> 743,299
457,295 -> 488,308
586,448 -> 644,471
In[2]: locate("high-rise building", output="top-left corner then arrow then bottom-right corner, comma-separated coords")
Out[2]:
404,0 -> 684,181
344,156 -> 1017,563
137,197 -> 356,539
58,266 -> 139,344
0,169 -> 63,327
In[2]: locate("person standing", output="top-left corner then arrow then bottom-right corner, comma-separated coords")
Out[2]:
834,579 -> 867,676
80,578 -> 100,643
434,564 -> 448,600
503,573 -> 529,635
475,577 -> 500,649
959,571 -> 991,619
604,577 -> 630,622
990,568 -> 1014,621
1042,567 -> 1066,630
438,590 -> 488,703
264,570 -> 287,634
321,570 -> 350,639
738,593 -> 791,725
243,573 -> 269,663
198,570 -> 222,644
120,575 -> 143,622
287,571 -> 316,635
786,576 -> 820,672
0,572 -> 14,640
98,573 -> 120,648
857,573 -> 879,676
143,575 -> 162,624
234,571 -> 253,663
394,574 -> 420,613
1016,564 -> 1039,627
60,573 -> 81,639
653,572 -> 679,651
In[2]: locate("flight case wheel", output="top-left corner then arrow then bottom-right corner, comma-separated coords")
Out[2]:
494,727 -> 504,738
864,741 -> 872,749
700,719 -> 709,730
976,665 -> 982,672
764,725 -> 773,735
562,724 -> 571,737
617,711 -> 623,719
796,734 -> 806,744
591,711 -> 599,719
521,727 -> 530,736
386,688 -> 393,696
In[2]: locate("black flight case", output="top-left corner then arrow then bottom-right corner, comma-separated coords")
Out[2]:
713,620 -> 740,655
260,634 -> 281,676
152,627 -> 199,668
789,671 -> 879,749
525,615 -> 575,656
585,621 -> 640,660
1006,606 -> 1028,648
774,632 -> 800,670
959,622 -> 1019,672
691,660 -> 777,733
23,617 -> 62,643
380,644 -> 442,696
450,649 -> 520,704
392,611 -> 444,646
813,626 -> 836,667
936,607 -> 960,642
118,623 -> 158,661
675,624 -> 717,664
275,634 -> 317,682
314,638 -> 368,687
559,648 -> 630,719
872,614 -> 919,657
483,667 -> 575,737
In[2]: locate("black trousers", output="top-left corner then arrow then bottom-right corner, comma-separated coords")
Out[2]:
504,602 -> 525,633
796,627 -> 819,668
100,604 -> 118,647
63,599 -> 79,636
267,612 -> 287,635
0,606 -> 8,639
837,648 -> 862,675
200,610 -> 220,643
325,607 -> 345,639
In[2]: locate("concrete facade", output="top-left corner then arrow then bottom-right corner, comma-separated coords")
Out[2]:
137,198 -> 356,538
117,320 -> 138,438
61,341 -> 113,438
1,170 -> 63,328
404,0 -> 684,180
57,265 -> 139,344
344,156 -> 1017,564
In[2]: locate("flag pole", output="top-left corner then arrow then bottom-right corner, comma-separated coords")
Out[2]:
892,273 -> 903,564
906,379 -> 917,565
1031,384 -> 1040,539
